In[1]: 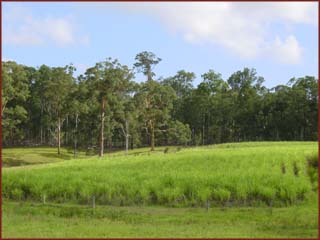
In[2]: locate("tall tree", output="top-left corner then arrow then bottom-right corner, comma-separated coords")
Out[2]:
227,68 -> 265,141
134,51 -> 161,81
2,61 -> 30,145
44,65 -> 75,154
134,80 -> 176,151
84,58 -> 133,157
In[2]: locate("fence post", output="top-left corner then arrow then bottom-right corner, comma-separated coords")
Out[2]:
206,199 -> 210,211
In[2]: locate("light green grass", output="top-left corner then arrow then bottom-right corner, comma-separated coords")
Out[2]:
3,142 -> 317,206
3,196 -> 317,238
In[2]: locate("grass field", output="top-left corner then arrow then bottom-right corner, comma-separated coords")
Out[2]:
2,142 -> 318,238
3,197 -> 317,238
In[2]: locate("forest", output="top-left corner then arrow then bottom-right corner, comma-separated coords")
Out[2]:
2,51 -> 318,156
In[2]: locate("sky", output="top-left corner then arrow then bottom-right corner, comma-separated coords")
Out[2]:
2,2 -> 318,88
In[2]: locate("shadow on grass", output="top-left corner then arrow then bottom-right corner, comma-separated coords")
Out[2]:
2,158 -> 33,167
3,152 -> 72,167
38,152 -> 72,160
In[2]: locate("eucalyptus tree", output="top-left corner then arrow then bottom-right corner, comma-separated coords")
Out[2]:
2,61 -> 30,145
84,58 -> 134,157
43,65 -> 76,154
162,70 -> 195,122
200,70 -> 231,143
287,76 -> 318,140
227,68 -> 265,141
30,65 -> 54,144
66,78 -> 90,156
134,80 -> 176,151
112,81 -> 140,154
134,51 -> 161,81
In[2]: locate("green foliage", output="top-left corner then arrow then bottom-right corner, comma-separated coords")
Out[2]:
167,120 -> 191,145
2,61 -> 30,144
134,80 -> 176,150
1,56 -> 318,151
134,51 -> 161,81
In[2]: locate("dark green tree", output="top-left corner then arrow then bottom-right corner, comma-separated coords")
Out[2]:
134,51 -> 161,81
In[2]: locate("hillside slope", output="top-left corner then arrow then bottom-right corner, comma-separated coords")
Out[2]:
3,142 -> 317,207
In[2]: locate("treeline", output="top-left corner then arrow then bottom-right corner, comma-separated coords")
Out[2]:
2,51 -> 318,155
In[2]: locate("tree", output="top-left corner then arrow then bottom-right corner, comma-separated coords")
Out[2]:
84,58 -> 133,157
67,79 -> 90,157
2,61 -> 30,145
227,68 -> 265,141
117,96 -> 137,155
134,80 -> 176,151
29,65 -> 53,145
162,70 -> 195,123
167,120 -> 191,145
2,58 -> 318,149
43,65 -> 75,154
134,51 -> 161,81
162,70 -> 195,98
200,70 -> 231,144
288,76 -> 317,140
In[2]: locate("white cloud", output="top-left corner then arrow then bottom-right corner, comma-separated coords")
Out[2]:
113,2 -> 317,64
3,6 -> 89,47
264,35 -> 303,65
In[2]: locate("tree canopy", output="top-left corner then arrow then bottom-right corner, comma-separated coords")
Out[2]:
2,52 -> 318,155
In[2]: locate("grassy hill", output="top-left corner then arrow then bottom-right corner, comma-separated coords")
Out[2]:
3,142 -> 317,207
2,141 -> 318,238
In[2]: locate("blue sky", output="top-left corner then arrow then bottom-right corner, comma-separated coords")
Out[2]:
2,2 -> 318,88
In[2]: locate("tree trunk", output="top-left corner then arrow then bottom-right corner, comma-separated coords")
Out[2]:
147,70 -> 152,81
276,128 -> 279,140
150,120 -> 155,151
192,128 -> 195,145
131,137 -> 134,150
66,115 -> 69,146
40,127 -> 43,145
125,119 -> 129,155
300,127 -> 304,141
10,128 -> 14,146
202,124 -> 205,145
99,97 -> 106,157
40,104 -> 43,144
57,115 -> 61,155
74,113 -> 78,157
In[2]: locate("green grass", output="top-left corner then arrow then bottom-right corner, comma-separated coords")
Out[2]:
3,142 -> 317,207
3,196 -> 317,238
2,145 -> 175,167
2,147 -> 92,167
2,142 -> 318,238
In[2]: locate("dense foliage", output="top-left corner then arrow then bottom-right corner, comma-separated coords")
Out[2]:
2,52 -> 318,154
